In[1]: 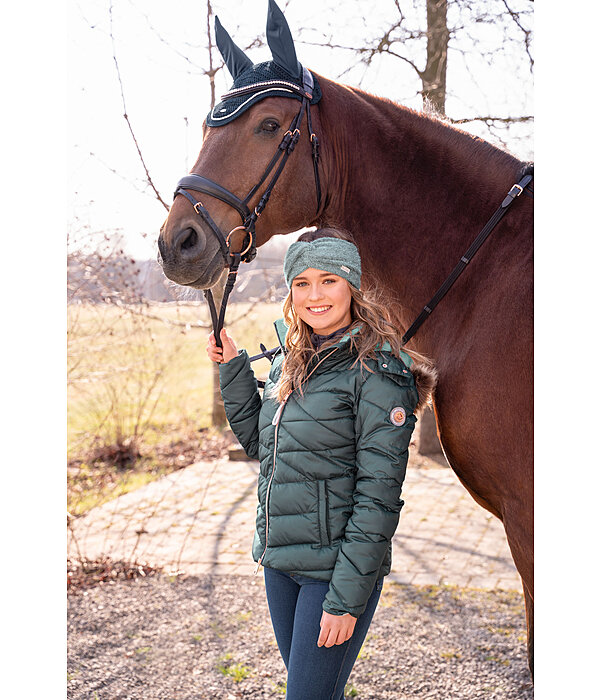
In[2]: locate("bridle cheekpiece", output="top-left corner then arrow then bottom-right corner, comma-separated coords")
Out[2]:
172,66 -> 321,347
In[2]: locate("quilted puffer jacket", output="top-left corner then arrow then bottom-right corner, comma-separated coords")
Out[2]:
219,320 -> 434,617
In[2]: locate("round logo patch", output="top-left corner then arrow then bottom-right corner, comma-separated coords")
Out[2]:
390,406 -> 407,426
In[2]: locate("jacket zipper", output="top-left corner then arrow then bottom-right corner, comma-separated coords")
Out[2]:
253,347 -> 339,575
253,391 -> 290,574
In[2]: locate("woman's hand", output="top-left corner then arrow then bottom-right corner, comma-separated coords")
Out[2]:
206,328 -> 239,364
317,611 -> 357,648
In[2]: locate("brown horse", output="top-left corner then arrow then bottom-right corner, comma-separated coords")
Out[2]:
158,3 -> 533,674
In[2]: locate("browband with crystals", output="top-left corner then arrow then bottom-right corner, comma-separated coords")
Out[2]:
221,79 -> 312,102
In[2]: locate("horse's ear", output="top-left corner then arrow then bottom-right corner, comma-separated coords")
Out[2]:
266,0 -> 301,79
214,16 -> 253,80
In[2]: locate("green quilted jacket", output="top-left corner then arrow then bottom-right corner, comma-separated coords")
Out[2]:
218,321 -> 422,618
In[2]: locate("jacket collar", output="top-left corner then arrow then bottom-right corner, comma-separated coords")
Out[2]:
377,340 -> 414,369
272,318 -> 413,370
273,318 -> 360,349
274,318 -> 289,348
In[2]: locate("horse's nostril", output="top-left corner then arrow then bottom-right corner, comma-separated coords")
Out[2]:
180,228 -> 198,251
166,225 -> 205,262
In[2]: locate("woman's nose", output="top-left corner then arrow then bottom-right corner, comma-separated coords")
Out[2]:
308,285 -> 323,300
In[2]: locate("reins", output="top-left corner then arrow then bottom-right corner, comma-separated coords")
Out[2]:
249,165 -> 534,367
173,67 -> 321,348
173,71 -> 532,361
401,166 -> 533,347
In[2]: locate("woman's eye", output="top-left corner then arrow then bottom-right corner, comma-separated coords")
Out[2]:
260,119 -> 280,133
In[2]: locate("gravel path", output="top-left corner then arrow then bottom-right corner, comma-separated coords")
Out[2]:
67,573 -> 533,699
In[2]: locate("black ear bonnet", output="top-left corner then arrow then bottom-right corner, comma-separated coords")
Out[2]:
207,0 -> 322,127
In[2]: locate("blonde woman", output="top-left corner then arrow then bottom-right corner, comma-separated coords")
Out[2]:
207,228 -> 435,699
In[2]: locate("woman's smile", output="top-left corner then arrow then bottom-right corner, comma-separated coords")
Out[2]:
292,268 -> 353,335
307,305 -> 332,314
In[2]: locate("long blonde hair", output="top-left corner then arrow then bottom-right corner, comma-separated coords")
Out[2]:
270,228 -> 432,403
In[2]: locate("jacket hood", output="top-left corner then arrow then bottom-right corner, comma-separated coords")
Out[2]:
410,361 -> 438,415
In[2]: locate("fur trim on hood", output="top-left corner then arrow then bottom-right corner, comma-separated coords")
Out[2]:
410,362 -> 438,415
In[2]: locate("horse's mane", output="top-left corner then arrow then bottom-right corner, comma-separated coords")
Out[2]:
315,72 -> 523,173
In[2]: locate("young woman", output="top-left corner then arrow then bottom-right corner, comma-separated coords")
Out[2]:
206,228 -> 435,699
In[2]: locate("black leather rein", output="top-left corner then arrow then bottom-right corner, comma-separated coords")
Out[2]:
249,165 -> 534,368
401,165 -> 534,346
173,67 -> 321,348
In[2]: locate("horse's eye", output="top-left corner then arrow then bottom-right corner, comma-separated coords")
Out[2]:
260,119 -> 280,133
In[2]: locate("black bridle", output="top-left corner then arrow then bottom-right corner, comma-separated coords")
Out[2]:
173,67 -> 321,348
172,69 -> 532,360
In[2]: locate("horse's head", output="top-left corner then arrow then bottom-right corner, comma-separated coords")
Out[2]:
158,0 -> 323,289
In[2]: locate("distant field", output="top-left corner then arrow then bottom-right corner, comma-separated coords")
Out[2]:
67,301 -> 284,462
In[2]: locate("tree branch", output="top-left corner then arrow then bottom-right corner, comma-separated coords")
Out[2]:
109,1 -> 169,211
499,0 -> 534,70
125,0 -> 206,73
448,115 -> 533,124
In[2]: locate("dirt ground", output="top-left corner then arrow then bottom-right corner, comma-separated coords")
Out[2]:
67,573 -> 533,699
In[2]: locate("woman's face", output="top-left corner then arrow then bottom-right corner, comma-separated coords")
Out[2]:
291,268 -> 353,336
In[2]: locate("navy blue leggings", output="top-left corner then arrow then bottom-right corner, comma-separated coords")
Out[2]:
263,567 -> 383,700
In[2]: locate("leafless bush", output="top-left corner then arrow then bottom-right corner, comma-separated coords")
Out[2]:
66,221 -> 285,588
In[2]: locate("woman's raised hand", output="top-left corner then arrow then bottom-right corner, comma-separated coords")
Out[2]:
206,328 -> 239,364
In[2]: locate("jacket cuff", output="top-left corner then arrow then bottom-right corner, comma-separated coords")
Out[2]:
218,349 -> 249,384
322,600 -> 358,618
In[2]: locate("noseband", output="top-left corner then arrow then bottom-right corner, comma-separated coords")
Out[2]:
173,67 -> 321,347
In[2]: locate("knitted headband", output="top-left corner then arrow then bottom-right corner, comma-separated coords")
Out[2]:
283,238 -> 362,289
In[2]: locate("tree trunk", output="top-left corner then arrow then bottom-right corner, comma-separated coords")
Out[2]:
416,0 -> 448,456
417,406 -> 444,457
212,363 -> 227,427
421,0 -> 449,114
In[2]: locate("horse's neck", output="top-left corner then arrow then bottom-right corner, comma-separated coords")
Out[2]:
317,79 -> 523,341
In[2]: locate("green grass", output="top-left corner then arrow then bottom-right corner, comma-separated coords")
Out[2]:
440,649 -> 463,660
357,633 -> 378,660
486,624 -> 515,637
216,653 -> 251,682
485,654 -> 510,666
234,610 -> 253,624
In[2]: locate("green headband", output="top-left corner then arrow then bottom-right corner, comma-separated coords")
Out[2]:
283,238 -> 362,289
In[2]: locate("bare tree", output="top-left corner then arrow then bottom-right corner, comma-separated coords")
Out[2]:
300,0 -> 533,150
422,0 -> 450,114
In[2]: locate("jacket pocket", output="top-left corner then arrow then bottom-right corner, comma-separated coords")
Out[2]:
317,480 -> 331,547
